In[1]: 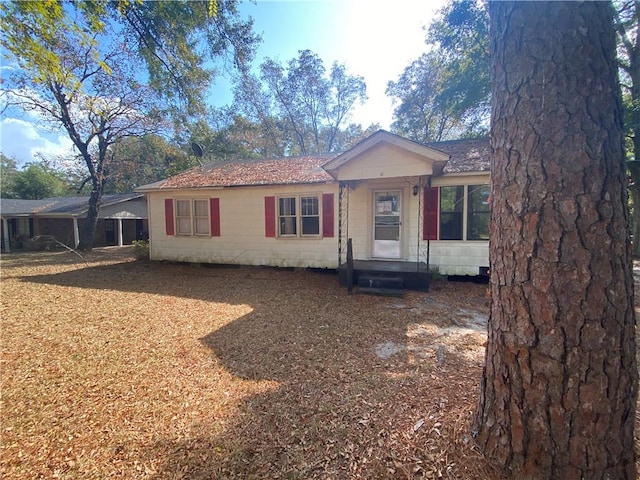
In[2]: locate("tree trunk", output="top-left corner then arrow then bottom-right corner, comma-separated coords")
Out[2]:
473,2 -> 637,479
77,185 -> 102,251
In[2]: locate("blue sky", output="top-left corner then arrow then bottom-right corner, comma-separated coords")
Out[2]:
1,0 -> 446,167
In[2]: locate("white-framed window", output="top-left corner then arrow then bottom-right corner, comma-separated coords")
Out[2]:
175,199 -> 210,236
300,196 -> 320,235
438,184 -> 490,241
278,195 -> 320,237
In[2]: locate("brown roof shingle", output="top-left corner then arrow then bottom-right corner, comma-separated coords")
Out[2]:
139,136 -> 490,191
428,137 -> 490,173
148,154 -> 338,190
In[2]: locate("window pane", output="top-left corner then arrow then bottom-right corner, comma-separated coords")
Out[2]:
175,200 -> 191,235
302,217 -> 319,235
177,218 -> 191,235
193,200 -> 208,217
301,196 -> 318,216
279,216 -> 297,235
440,212 -> 463,240
468,212 -> 490,240
439,186 -> 463,240
194,217 -> 210,235
467,185 -> 490,240
278,197 -> 297,235
375,225 -> 399,241
279,197 -> 296,216
300,196 -> 319,235
440,186 -> 463,213
176,200 -> 190,216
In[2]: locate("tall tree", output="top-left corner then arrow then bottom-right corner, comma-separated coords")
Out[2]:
1,0 -> 257,250
12,162 -> 69,199
386,53 -> 462,142
387,0 -> 490,142
473,2 -> 637,479
233,50 -> 367,155
102,135 -> 193,194
0,154 -> 19,198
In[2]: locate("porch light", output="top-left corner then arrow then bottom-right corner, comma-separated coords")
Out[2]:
412,185 -> 419,196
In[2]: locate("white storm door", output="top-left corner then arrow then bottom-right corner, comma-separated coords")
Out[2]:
373,191 -> 402,258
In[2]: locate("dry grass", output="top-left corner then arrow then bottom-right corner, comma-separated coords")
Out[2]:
0,248 -> 636,479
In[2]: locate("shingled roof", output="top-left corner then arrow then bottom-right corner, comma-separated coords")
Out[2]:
0,194 -> 144,216
427,137 -> 490,173
136,135 -> 490,192
138,154 -> 338,191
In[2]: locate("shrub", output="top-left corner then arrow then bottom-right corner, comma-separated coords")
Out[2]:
132,240 -> 149,260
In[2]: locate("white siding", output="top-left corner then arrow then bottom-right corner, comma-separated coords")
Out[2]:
336,143 -> 433,180
147,173 -> 492,275
426,241 -> 489,276
148,185 -> 339,268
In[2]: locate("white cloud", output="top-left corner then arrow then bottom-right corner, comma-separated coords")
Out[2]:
0,117 -> 75,167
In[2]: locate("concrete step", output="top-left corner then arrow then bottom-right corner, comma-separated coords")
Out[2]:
357,286 -> 406,297
357,275 -> 404,290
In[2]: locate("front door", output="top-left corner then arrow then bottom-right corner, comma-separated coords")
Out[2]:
373,191 -> 402,258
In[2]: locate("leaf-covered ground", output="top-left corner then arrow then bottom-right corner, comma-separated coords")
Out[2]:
0,248 -> 637,479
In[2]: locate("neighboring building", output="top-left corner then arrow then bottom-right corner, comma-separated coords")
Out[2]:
137,130 -> 490,279
0,194 -> 148,252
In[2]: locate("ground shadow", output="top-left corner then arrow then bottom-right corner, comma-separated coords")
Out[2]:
7,252 -> 339,306
3,250 -> 497,478
146,277 -> 496,478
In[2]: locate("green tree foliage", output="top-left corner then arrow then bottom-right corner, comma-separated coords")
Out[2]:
0,157 -> 70,199
387,53 -> 463,142
0,0 -> 258,250
103,135 -> 193,194
387,0 -> 490,142
0,154 -> 19,198
12,162 -> 69,199
190,108 -> 379,161
232,50 -> 368,155
186,114 -> 265,161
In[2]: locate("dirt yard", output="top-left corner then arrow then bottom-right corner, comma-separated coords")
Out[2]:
0,248 -> 637,479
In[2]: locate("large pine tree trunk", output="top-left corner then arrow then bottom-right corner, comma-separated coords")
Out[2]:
473,2 -> 637,479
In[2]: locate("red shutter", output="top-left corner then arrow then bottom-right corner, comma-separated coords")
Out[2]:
264,196 -> 276,237
210,198 -> 220,237
164,198 -> 174,236
322,193 -> 334,238
423,186 -> 438,240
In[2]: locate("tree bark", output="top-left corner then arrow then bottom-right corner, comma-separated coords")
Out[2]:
77,185 -> 102,251
474,2 -> 637,479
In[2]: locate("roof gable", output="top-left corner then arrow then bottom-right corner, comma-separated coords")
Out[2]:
323,130 -> 449,180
